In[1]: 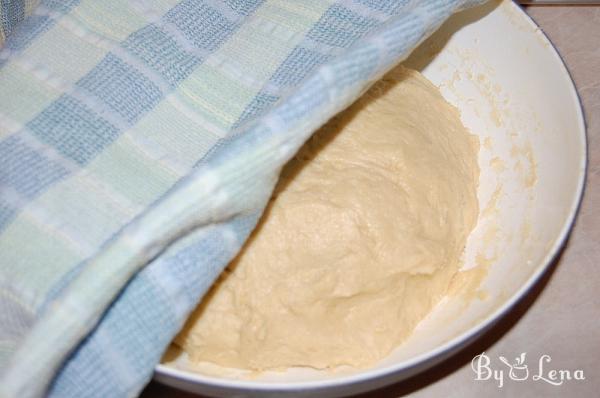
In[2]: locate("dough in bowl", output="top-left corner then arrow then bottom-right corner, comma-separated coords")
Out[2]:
175,65 -> 480,371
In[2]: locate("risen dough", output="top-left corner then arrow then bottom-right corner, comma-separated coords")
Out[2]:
176,66 -> 480,370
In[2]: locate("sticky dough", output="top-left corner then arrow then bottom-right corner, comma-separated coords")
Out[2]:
175,66 -> 480,371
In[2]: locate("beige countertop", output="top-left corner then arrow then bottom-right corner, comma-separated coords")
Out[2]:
142,5 -> 599,398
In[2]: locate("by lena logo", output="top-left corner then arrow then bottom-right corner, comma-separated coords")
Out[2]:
471,352 -> 585,388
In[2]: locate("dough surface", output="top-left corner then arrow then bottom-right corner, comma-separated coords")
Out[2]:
176,66 -> 480,371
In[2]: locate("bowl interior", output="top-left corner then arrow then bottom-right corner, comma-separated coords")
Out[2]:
155,0 -> 586,395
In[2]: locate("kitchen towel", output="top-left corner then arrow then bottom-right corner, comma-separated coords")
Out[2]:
0,0 -> 484,397
0,0 -> 39,46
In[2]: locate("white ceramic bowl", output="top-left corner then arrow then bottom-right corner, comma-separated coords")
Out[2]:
154,1 -> 587,396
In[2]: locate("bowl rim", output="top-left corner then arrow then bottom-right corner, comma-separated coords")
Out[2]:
154,1 -> 588,392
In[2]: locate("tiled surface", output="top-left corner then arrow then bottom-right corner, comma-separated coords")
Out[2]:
141,6 -> 599,398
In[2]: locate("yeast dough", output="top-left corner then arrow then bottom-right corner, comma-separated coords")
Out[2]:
175,66 -> 480,371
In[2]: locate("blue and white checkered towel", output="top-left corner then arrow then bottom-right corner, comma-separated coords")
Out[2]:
0,1 -> 484,397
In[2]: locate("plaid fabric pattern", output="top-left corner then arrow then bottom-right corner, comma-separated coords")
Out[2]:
0,1 -> 484,397
0,0 -> 38,46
